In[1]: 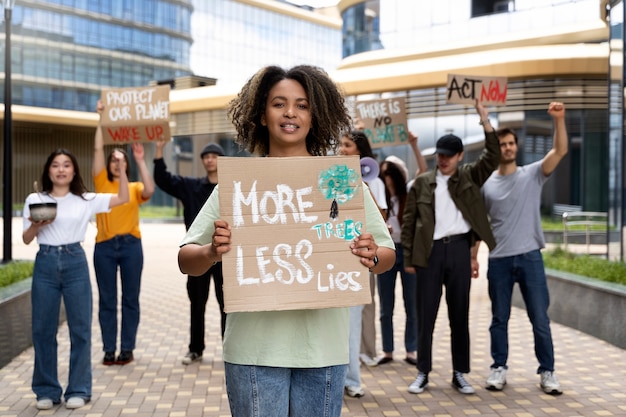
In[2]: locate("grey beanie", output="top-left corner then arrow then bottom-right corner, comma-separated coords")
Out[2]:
200,143 -> 225,157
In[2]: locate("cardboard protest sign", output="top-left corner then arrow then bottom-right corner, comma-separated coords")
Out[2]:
99,85 -> 171,144
355,97 -> 408,149
218,155 -> 371,313
446,74 -> 508,106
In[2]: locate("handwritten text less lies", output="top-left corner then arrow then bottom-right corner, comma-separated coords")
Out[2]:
231,180 -> 364,293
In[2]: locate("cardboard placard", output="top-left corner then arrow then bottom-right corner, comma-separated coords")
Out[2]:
218,155 -> 371,313
99,85 -> 171,144
355,97 -> 408,149
446,74 -> 508,105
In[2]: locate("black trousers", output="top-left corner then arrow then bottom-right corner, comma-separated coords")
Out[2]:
415,235 -> 472,374
187,263 -> 225,354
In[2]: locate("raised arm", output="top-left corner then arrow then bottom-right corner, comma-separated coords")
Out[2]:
408,131 -> 427,177
131,142 -> 155,199
470,100 -> 500,185
93,100 -> 106,177
109,150 -> 129,208
542,102 -> 568,176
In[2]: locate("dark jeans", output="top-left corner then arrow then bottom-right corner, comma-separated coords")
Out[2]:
377,242 -> 417,354
188,262 -> 225,354
487,250 -> 555,373
94,235 -> 143,353
415,235 -> 471,374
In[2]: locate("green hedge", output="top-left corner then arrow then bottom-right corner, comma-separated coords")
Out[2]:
543,247 -> 626,286
0,260 -> 34,289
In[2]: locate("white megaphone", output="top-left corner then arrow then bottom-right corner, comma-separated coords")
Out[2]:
360,157 -> 380,183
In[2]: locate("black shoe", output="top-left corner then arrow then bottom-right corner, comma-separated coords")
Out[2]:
116,350 -> 134,365
102,351 -> 116,365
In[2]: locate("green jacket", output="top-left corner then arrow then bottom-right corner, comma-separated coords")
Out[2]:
401,130 -> 500,268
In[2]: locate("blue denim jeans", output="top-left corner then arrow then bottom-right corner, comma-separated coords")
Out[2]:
225,362 -> 347,417
487,249 -> 555,373
377,243 -> 417,354
31,243 -> 92,402
345,305 -> 363,388
94,234 -> 143,352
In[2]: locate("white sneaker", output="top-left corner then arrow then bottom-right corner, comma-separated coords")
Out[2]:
540,371 -> 563,395
344,385 -> 365,398
486,366 -> 507,391
408,372 -> 429,394
36,398 -> 54,410
65,397 -> 86,409
452,371 -> 475,394
359,353 -> 378,367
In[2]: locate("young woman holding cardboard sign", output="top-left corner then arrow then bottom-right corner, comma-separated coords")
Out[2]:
92,100 -> 155,366
178,65 -> 395,417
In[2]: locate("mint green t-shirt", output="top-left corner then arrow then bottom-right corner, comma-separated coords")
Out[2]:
180,183 -> 394,367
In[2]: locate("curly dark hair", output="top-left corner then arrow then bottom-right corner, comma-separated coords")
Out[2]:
41,149 -> 89,198
227,65 -> 352,156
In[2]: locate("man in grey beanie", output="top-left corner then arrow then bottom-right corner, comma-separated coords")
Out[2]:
153,138 -> 226,365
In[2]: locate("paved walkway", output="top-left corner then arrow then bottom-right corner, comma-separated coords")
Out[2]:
1,219 -> 625,416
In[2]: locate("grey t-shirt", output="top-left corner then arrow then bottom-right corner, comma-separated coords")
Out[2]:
482,160 -> 548,258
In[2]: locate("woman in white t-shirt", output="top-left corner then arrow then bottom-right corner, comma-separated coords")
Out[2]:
22,149 -> 129,411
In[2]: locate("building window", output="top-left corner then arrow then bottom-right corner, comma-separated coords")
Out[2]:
472,0 -> 514,17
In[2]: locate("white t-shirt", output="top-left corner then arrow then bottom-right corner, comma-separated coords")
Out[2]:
23,192 -> 112,246
366,177 -> 387,210
433,171 -> 471,240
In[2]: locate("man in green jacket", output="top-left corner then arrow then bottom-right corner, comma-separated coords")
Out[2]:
401,101 -> 499,395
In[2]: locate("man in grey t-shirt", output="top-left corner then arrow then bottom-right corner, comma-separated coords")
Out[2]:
481,102 -> 568,395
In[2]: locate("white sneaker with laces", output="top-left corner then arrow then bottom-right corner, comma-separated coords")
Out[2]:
486,366 -> 507,390
540,371 -> 563,395
408,372 -> 429,394
65,397 -> 86,409
344,385 -> 365,398
36,398 -> 54,410
452,371 -> 475,394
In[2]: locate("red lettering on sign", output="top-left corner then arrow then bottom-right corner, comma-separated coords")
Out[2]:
106,126 -> 141,142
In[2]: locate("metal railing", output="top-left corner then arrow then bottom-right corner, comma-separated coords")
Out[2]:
562,211 -> 608,256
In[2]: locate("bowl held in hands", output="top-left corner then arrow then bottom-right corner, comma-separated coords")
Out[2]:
29,202 -> 57,221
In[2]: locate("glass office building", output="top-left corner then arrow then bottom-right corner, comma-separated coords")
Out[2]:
0,0 -> 193,112
191,0 -> 342,88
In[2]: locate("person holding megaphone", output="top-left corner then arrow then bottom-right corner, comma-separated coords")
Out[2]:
338,130 -> 387,398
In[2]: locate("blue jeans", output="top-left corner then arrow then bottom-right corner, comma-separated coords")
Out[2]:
345,305 -> 363,388
94,234 -> 143,352
225,363 -> 347,417
487,250 -> 555,373
31,243 -> 92,402
377,243 -> 417,353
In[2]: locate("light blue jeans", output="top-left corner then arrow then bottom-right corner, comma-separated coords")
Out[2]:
94,234 -> 143,352
31,243 -> 92,402
345,305 -> 363,388
487,249 -> 555,373
225,362 -> 347,417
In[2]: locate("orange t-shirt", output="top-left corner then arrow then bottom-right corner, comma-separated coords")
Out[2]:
93,169 -> 149,243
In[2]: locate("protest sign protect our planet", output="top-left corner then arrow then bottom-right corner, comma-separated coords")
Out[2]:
99,85 -> 171,144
